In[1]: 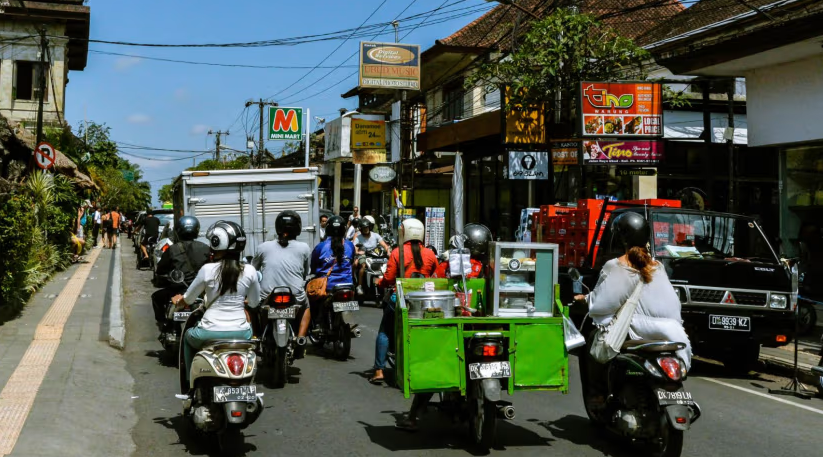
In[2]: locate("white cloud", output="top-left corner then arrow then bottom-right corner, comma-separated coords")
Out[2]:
114,56 -> 142,71
190,124 -> 209,136
127,113 -> 152,125
174,88 -> 189,102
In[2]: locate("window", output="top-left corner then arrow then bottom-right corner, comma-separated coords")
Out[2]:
442,80 -> 464,122
14,61 -> 48,101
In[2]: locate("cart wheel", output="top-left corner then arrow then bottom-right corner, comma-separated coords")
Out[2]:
469,394 -> 496,450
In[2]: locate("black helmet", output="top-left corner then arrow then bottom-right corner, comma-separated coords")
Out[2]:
275,210 -> 302,240
611,211 -> 650,250
463,223 -> 492,257
206,220 -> 247,253
358,218 -> 372,230
175,216 -> 200,241
326,215 -> 346,238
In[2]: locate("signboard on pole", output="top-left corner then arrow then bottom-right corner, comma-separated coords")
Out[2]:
580,82 -> 663,137
369,165 -> 396,183
582,139 -> 664,165
351,118 -> 386,149
359,42 -> 420,90
34,142 -> 56,170
352,149 -> 387,165
551,141 -> 580,166
503,87 -> 546,145
508,151 -> 549,180
269,107 -> 303,140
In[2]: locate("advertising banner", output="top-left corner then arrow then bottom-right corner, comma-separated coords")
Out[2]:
580,82 -> 663,137
503,87 -> 546,145
270,107 -> 303,140
551,141 -> 580,166
582,139 -> 663,165
352,149 -> 387,165
351,118 -> 386,150
359,42 -> 420,90
508,151 -> 549,180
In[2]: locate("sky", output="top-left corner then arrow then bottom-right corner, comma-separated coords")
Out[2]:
64,0 -> 492,206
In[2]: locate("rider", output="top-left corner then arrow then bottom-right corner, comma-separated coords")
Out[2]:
354,218 -> 390,296
574,212 -> 691,407
370,219 -> 438,386
139,209 -> 162,261
172,221 -> 260,385
310,215 -> 355,308
253,210 -> 312,357
346,217 -> 360,241
433,223 -> 493,279
152,216 -> 211,333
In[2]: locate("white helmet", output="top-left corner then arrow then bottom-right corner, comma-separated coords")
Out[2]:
400,218 -> 425,243
364,215 -> 376,226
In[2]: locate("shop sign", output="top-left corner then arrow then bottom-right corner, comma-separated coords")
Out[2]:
269,107 -> 303,140
359,42 -> 420,90
353,149 -> 386,165
580,82 -> 663,137
551,141 -> 580,166
351,118 -> 386,150
369,165 -> 396,183
616,168 -> 657,177
503,87 -> 546,145
508,151 -> 549,180
583,139 -> 663,165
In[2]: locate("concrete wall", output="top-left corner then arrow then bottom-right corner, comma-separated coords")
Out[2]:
746,55 -> 823,147
0,21 -> 69,127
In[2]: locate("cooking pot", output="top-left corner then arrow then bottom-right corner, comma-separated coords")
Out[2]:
406,291 -> 456,319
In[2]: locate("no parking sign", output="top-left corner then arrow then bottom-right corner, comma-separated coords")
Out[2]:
34,142 -> 56,170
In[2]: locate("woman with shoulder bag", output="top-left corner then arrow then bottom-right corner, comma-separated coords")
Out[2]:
308,215 -> 355,325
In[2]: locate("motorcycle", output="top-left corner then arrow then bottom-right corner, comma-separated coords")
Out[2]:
158,271 -> 203,362
137,235 -> 157,271
171,271 -> 264,453
570,268 -> 701,457
310,283 -> 361,360
377,214 -> 396,247
359,246 -> 389,306
259,287 -> 305,388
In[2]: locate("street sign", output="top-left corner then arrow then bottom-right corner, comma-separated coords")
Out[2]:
122,170 -> 135,181
351,118 -> 386,150
269,107 -> 303,140
369,165 -> 396,183
34,142 -> 56,170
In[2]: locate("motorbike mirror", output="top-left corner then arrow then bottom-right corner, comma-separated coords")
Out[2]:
568,268 -> 582,283
169,269 -> 185,284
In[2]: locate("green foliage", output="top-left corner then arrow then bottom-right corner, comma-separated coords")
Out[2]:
663,85 -> 693,108
187,155 -> 250,171
466,10 -> 649,111
89,165 -> 151,212
158,183 -> 174,204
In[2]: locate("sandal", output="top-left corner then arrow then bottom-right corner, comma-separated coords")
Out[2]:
368,375 -> 385,385
395,417 -> 418,432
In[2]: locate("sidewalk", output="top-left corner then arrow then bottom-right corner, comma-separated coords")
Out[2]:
759,328 -> 821,387
0,246 -> 136,457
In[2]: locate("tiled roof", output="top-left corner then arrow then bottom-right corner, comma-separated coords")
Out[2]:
439,0 -> 684,49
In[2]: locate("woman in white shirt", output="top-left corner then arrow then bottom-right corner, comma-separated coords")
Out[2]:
172,220 -> 260,380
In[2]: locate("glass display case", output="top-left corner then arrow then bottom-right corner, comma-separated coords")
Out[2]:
490,241 -> 559,317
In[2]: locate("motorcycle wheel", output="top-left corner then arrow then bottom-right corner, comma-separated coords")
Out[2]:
272,345 -> 288,389
333,323 -> 352,360
217,428 -> 245,456
652,416 -> 684,457
468,393 -> 496,451
797,301 -> 817,336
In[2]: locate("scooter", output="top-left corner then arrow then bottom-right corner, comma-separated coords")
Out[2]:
310,283 -> 361,360
570,268 -> 701,457
137,235 -> 157,271
259,287 -> 305,388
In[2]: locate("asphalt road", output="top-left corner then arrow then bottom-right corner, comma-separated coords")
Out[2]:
121,245 -> 823,457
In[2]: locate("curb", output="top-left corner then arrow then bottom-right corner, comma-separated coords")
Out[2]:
108,243 -> 126,350
759,352 -> 818,386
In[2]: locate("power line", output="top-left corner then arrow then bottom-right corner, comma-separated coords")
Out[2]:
118,150 -> 212,161
88,50 -> 360,69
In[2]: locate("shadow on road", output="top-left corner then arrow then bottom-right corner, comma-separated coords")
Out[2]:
153,414 -> 258,457
536,415 -> 637,457
145,349 -> 178,368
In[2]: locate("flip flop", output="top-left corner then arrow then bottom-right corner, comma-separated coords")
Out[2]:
368,376 -> 385,385
394,418 -> 418,432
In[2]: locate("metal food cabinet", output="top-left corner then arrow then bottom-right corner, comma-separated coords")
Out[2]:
490,241 -> 559,317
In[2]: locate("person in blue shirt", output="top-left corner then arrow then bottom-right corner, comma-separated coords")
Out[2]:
310,215 -> 355,293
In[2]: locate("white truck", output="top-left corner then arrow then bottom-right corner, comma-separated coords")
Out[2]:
172,168 -> 321,257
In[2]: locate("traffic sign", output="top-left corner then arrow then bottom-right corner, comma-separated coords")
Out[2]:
34,142 -> 56,170
122,170 -> 134,182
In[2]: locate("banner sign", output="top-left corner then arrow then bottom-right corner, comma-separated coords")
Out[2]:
351,118 -> 386,149
359,42 -> 420,90
352,149 -> 387,165
583,139 -> 663,165
551,141 -> 580,166
270,107 -> 303,140
580,82 -> 663,137
503,87 -> 545,145
508,151 -> 549,180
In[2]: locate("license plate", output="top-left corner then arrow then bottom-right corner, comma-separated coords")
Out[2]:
656,389 -> 695,406
333,301 -> 359,312
213,385 -> 257,403
709,314 -> 751,331
268,306 -> 296,319
469,361 -> 511,380
173,311 -> 192,322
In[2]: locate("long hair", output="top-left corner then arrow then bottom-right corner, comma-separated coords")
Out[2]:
627,246 -> 654,284
409,240 -> 424,270
331,235 -> 345,263
216,251 -> 242,295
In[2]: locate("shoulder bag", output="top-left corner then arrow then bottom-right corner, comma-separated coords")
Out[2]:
306,259 -> 335,302
589,279 -> 645,363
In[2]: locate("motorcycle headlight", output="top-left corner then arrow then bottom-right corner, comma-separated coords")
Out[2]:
769,294 -> 788,309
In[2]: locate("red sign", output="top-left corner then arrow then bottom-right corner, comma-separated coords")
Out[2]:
34,142 -> 56,170
583,139 -> 663,165
580,82 -> 663,137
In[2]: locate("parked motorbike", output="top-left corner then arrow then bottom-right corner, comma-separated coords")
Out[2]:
359,246 -> 389,306
570,268 -> 701,457
258,287 -> 305,388
310,283 -> 361,360
378,214 -> 396,247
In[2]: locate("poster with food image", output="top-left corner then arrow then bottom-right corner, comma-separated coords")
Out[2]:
623,116 -> 643,135
579,82 -> 663,137
584,116 -> 602,134
603,117 -> 623,135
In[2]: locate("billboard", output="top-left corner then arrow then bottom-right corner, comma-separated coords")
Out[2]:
508,151 -> 549,180
551,141 -> 580,166
503,87 -> 546,145
582,139 -> 663,165
359,42 -> 420,90
351,118 -> 386,149
580,82 -> 663,137
269,107 -> 303,140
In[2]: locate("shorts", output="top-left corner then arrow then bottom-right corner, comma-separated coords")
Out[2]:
107,226 -> 117,235
355,254 -> 367,264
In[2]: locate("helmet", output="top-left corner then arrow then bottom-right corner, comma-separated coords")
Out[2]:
463,223 -> 492,257
448,234 -> 467,250
275,210 -> 302,240
364,215 -> 376,226
326,215 -> 346,238
175,216 -> 200,241
358,218 -> 373,230
611,211 -> 650,250
206,220 -> 247,253
351,218 -> 361,228
400,218 -> 424,243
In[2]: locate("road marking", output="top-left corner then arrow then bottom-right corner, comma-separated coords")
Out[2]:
0,248 -> 102,456
697,376 -> 823,416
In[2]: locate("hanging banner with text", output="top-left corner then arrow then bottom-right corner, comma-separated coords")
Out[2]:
580,82 -> 663,137
551,141 -> 580,166
582,139 -> 663,165
359,42 -> 420,90
351,118 -> 386,149
270,107 -> 303,140
508,151 -> 549,180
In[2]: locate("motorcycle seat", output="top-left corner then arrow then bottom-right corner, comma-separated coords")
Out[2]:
201,340 -> 257,352
332,284 -> 354,293
622,340 -> 686,353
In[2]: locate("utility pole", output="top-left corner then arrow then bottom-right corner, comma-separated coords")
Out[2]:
35,26 -> 48,146
245,99 -> 278,167
207,130 -> 229,162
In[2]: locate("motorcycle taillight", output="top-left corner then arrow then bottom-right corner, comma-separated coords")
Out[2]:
335,290 -> 354,301
473,341 -> 503,357
657,357 -> 682,381
226,354 -> 245,376
271,293 -> 292,308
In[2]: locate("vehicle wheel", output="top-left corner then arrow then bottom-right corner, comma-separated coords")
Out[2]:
272,345 -> 287,389
217,428 -> 245,456
651,416 -> 684,457
722,344 -> 760,374
468,394 -> 496,450
334,324 -> 352,360
797,301 -> 817,336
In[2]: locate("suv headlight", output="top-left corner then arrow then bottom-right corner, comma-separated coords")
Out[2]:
769,294 -> 788,309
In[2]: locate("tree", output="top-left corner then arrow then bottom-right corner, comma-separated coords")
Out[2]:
158,183 -> 174,204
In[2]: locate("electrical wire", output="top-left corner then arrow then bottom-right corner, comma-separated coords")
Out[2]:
118,150 -> 213,161
87,50 -> 360,69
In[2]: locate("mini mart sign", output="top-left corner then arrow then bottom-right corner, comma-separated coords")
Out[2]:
270,107 -> 303,140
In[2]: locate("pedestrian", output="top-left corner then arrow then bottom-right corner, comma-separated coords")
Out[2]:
110,207 -> 121,249
71,205 -> 86,263
101,209 -> 111,248
349,206 -> 360,222
92,205 -> 102,248
318,214 -> 329,241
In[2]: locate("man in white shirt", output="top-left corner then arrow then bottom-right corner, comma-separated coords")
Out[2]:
348,206 -> 360,222
354,218 -> 390,295
92,206 -> 102,248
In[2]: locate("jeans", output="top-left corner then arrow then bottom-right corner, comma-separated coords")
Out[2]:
373,300 -> 395,370
184,326 -> 253,381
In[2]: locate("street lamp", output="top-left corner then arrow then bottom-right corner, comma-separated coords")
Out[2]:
485,0 -> 541,20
